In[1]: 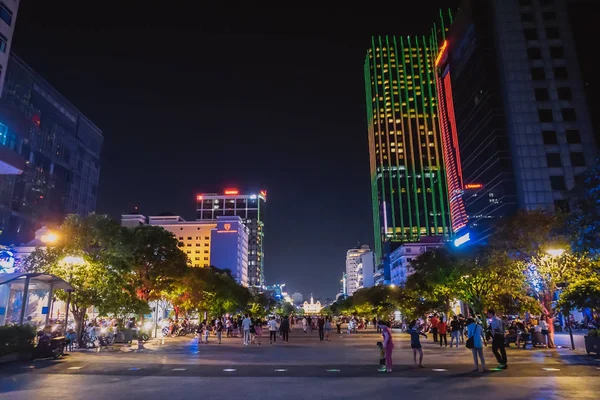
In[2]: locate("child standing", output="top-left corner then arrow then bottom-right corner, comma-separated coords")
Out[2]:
66,329 -> 76,352
407,320 -> 428,368
377,341 -> 386,372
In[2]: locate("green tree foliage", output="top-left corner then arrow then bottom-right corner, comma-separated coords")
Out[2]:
125,225 -> 188,303
556,275 -> 600,314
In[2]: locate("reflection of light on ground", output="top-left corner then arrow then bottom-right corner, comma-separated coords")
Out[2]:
127,367 -> 141,371
67,367 -> 83,370
432,369 -> 447,372
172,368 -> 186,371
274,369 -> 287,372
326,369 -> 340,372
223,368 -> 236,372
542,368 -> 560,371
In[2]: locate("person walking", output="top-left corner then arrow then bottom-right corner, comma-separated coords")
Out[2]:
280,315 -> 290,343
466,317 -> 487,372
318,316 -> 325,341
216,319 -> 223,344
324,317 -> 332,341
242,314 -> 252,346
488,309 -> 507,369
429,314 -> 439,342
438,316 -> 448,347
254,318 -> 263,346
268,316 -> 278,344
335,317 -> 342,334
378,321 -> 394,373
302,317 -> 308,334
406,320 -> 427,368
546,314 -> 556,348
450,316 -> 461,347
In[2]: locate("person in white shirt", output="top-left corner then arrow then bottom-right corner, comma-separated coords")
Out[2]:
242,314 -> 252,345
487,309 -> 507,369
267,316 -> 278,344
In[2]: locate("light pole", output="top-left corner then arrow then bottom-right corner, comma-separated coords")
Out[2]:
546,248 -> 575,351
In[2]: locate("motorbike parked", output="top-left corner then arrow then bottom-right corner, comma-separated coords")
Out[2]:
32,331 -> 66,360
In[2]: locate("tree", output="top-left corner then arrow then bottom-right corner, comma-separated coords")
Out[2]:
565,159 -> 600,256
556,275 -> 600,315
405,248 -> 462,318
126,225 -> 188,304
23,214 -> 140,343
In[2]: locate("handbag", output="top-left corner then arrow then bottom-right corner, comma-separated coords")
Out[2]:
466,325 -> 477,349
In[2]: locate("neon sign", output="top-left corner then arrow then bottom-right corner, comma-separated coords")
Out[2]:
224,189 -> 239,195
464,183 -> 483,189
435,40 -> 448,66
454,232 -> 470,247
259,190 -> 267,199
196,195 -> 203,201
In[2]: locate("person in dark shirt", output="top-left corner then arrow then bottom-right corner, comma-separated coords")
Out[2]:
377,341 -> 386,371
317,316 -> 325,341
406,320 -> 427,368
450,316 -> 461,347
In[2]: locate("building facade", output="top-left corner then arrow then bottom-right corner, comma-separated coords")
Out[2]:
121,213 -> 248,285
442,0 -> 596,241
0,1 -> 20,97
291,291 -> 303,305
360,250 -> 375,289
389,238 -> 444,286
0,54 -> 103,244
196,190 -> 266,286
345,245 -> 371,296
365,35 -> 452,262
210,216 -> 248,286
302,294 -> 322,315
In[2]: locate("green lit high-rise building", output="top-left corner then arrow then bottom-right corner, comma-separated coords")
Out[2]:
364,35 -> 451,261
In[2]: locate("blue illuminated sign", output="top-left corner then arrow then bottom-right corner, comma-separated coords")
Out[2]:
454,232 -> 470,247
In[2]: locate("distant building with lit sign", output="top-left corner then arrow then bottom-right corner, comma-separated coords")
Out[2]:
120,213 -> 248,285
196,190 -> 266,286
346,245 -> 371,296
210,216 -> 248,286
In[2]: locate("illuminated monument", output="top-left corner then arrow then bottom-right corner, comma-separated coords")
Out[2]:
364,34 -> 452,261
197,189 -> 266,286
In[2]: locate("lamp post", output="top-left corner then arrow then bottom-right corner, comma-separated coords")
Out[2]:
546,248 -> 575,351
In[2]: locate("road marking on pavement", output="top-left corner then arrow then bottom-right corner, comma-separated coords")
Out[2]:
274,369 -> 287,372
172,368 -> 187,371
67,367 -> 84,370
432,369 -> 448,372
542,368 -> 561,371
223,368 -> 237,372
22,366 -> 35,369
128,367 -> 142,371
326,369 -> 340,372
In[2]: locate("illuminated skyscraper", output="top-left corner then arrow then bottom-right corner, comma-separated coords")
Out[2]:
196,189 -> 266,287
365,35 -> 451,261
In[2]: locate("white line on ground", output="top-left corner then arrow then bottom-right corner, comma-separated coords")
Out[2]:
22,366 -> 35,369
326,369 -> 341,372
127,367 -> 142,371
67,367 -> 84,370
223,369 -> 237,372
172,368 -> 187,371
542,368 -> 561,371
432,369 -> 448,372
274,369 -> 287,372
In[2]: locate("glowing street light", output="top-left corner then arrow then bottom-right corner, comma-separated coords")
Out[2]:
546,248 -> 565,257
40,232 -> 59,244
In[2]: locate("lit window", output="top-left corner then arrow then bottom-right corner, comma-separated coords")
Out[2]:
0,3 -> 12,26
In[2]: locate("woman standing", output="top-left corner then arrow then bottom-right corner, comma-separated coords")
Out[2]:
546,314 -> 556,348
280,316 -> 290,343
378,321 -> 394,373
466,317 -> 486,372
324,317 -> 332,341
254,318 -> 263,346
540,314 -> 550,348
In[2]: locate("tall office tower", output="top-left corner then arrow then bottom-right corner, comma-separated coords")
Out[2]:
442,0 -> 596,241
0,1 -> 20,97
345,245 -> 371,296
365,35 -> 452,261
197,189 -> 266,286
0,54 -> 103,244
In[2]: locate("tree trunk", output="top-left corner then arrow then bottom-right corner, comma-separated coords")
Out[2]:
73,308 -> 86,348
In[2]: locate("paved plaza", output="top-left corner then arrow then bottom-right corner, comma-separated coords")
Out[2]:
1,328 -> 599,399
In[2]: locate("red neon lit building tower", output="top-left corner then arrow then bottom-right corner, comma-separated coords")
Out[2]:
435,40 -> 468,234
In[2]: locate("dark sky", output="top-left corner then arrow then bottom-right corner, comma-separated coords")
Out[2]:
9,0 -> 489,299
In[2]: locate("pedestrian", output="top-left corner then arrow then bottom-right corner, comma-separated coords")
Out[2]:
487,309 -> 507,369
203,320 -> 210,343
254,318 -> 262,346
318,315 -> 325,341
216,319 -> 223,344
324,317 -> 332,341
377,341 -> 386,372
302,317 -> 308,334
373,317 -> 378,332
547,314 -> 556,348
458,314 -> 466,344
407,320 -> 427,368
429,314 -> 439,342
378,320 -> 394,373
450,316 -> 461,347
242,314 -> 252,345
335,317 -> 342,334
280,315 -> 290,343
226,318 -> 232,337
66,329 -> 76,352
268,316 -> 278,344
438,316 -> 448,347
466,317 -> 487,372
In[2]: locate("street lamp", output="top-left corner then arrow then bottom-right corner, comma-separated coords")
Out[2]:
40,231 -> 59,244
546,248 -> 575,350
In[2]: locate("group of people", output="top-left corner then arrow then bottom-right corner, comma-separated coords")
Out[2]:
301,316 -> 332,341
376,309 -> 520,373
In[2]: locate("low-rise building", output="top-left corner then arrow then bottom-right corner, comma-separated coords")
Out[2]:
389,238 -> 445,287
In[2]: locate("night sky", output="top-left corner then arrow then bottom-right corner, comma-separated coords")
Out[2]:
11,1 -> 595,299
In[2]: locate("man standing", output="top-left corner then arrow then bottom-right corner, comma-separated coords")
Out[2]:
280,316 -> 290,343
429,314 -> 439,343
268,316 -> 278,344
318,316 -> 325,341
488,309 -> 507,369
242,314 -> 252,346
